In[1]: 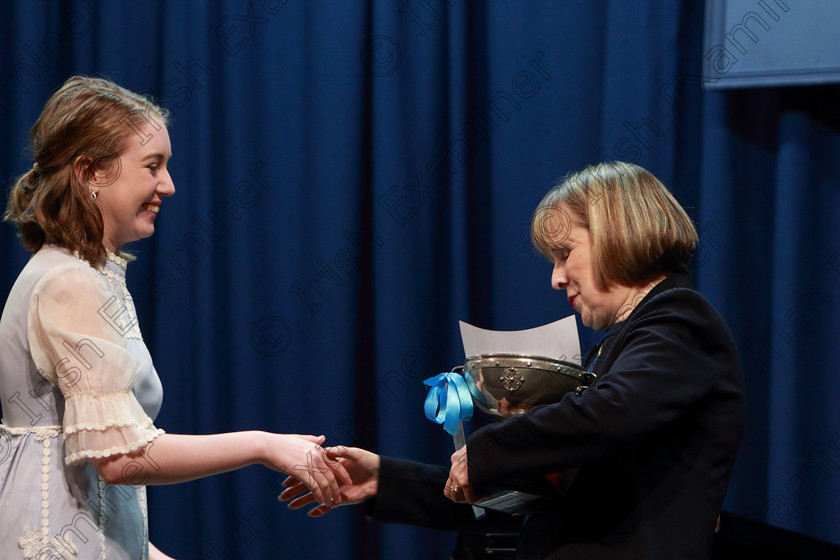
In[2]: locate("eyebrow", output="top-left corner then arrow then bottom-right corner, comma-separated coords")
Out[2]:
142,152 -> 172,162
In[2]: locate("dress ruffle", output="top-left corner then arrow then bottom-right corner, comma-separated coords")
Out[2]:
63,390 -> 155,434
65,428 -> 165,466
63,390 -> 165,466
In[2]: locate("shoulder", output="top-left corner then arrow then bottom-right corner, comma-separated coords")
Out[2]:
26,248 -> 128,349
32,247 -> 101,285
592,283 -> 744,402
612,284 -> 743,384
629,285 -> 732,336
30,248 -> 110,309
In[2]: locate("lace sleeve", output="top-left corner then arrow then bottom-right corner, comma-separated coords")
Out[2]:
27,262 -> 164,466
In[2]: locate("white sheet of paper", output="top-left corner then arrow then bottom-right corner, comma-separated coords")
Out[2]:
459,316 -> 581,365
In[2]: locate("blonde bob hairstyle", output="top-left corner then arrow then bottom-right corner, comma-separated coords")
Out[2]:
4,75 -> 169,268
530,161 -> 698,290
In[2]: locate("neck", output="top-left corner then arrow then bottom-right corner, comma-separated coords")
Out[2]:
614,275 -> 667,323
103,236 -> 120,254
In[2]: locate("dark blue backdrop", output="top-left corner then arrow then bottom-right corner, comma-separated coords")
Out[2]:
2,1 -> 840,559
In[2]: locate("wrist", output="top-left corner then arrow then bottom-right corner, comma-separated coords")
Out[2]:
252,431 -> 272,467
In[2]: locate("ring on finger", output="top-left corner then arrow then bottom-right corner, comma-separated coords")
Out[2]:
450,485 -> 460,493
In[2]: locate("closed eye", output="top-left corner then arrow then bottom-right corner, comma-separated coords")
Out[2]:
551,247 -> 570,262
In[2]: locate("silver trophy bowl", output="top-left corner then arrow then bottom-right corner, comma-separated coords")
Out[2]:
459,354 -> 595,513
464,353 -> 595,417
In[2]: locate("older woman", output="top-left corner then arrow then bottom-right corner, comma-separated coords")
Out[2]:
283,162 -> 745,560
0,76 -> 347,560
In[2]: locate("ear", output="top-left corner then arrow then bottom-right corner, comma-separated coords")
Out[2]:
74,153 -> 121,188
73,154 -> 95,187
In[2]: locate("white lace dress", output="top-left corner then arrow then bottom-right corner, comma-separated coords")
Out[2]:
0,246 -> 164,559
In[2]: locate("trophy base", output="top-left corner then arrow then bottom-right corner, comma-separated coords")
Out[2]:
473,477 -> 562,515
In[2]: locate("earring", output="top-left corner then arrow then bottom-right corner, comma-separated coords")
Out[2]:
89,186 -> 97,200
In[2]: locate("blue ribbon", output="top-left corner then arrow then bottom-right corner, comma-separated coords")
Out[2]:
423,370 -> 476,436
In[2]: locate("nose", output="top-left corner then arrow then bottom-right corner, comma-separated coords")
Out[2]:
158,169 -> 175,197
551,263 -> 567,291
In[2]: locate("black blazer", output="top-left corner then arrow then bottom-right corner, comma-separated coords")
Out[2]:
369,271 -> 745,560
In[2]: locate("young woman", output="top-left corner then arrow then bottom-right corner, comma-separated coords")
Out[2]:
0,76 -> 348,560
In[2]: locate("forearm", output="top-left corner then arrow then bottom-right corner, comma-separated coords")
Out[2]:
467,325 -> 725,488
93,431 -> 267,486
369,456 -> 516,534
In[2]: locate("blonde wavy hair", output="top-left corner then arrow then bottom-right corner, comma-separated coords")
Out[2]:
530,161 -> 698,290
4,75 -> 169,267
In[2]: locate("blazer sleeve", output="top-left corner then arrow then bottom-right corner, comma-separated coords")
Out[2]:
366,456 -> 521,534
466,288 -> 743,491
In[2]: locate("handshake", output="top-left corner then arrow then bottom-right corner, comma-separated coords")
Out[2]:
279,445 -> 476,516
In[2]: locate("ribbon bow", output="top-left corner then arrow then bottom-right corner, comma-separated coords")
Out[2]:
423,370 -> 476,436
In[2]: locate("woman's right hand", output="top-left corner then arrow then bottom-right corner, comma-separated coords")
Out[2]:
279,446 -> 380,517
261,434 -> 352,506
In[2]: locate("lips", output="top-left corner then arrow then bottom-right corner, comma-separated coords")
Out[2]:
568,294 -> 578,308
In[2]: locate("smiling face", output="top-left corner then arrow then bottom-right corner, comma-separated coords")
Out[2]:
546,205 -> 635,330
92,122 -> 174,252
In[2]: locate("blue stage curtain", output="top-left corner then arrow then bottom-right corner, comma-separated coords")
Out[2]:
2,1 -> 840,558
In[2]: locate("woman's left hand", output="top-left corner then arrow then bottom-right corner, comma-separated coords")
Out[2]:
445,446 -> 476,503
